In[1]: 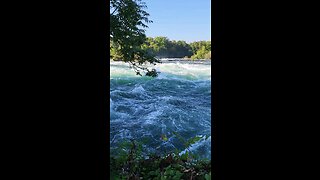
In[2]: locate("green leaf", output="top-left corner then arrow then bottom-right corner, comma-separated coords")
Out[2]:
185,136 -> 203,148
205,172 -> 211,180
180,152 -> 188,161
160,134 -> 168,141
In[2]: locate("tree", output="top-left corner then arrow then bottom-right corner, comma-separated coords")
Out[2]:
204,51 -> 211,59
141,37 -> 194,58
190,41 -> 211,60
110,0 -> 160,77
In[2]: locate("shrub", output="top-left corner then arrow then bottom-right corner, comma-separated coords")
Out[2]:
110,134 -> 212,179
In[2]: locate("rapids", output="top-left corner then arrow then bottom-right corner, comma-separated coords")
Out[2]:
110,59 -> 211,159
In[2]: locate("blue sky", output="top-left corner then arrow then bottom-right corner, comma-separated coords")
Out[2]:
144,0 -> 211,43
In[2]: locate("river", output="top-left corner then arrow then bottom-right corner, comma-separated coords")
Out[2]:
110,59 -> 211,159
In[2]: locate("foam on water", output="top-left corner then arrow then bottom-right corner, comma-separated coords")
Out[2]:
179,135 -> 211,159
110,60 -> 211,159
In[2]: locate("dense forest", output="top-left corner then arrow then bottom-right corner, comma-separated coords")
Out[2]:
111,36 -> 211,60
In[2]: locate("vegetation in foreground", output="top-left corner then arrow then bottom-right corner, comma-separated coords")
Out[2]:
110,134 -> 211,180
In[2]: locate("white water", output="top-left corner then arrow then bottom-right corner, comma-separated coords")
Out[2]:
110,60 -> 211,159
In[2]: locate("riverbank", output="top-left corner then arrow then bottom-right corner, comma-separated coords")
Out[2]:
110,139 -> 211,179
158,58 -> 211,61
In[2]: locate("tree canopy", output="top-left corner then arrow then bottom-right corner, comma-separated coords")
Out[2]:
110,0 -> 160,77
141,37 -> 211,60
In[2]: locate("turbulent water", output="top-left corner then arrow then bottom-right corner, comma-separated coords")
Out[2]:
110,59 -> 211,159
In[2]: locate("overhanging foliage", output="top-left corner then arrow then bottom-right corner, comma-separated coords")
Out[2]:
110,0 -> 160,76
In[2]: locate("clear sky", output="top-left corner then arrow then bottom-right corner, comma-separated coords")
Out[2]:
144,0 -> 211,43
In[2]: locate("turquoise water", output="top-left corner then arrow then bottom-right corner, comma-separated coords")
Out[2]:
110,60 -> 211,159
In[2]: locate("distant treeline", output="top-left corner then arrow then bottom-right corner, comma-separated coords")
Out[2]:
111,36 -> 211,60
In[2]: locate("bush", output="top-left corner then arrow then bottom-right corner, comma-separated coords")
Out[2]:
110,135 -> 212,179
204,51 -> 211,60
